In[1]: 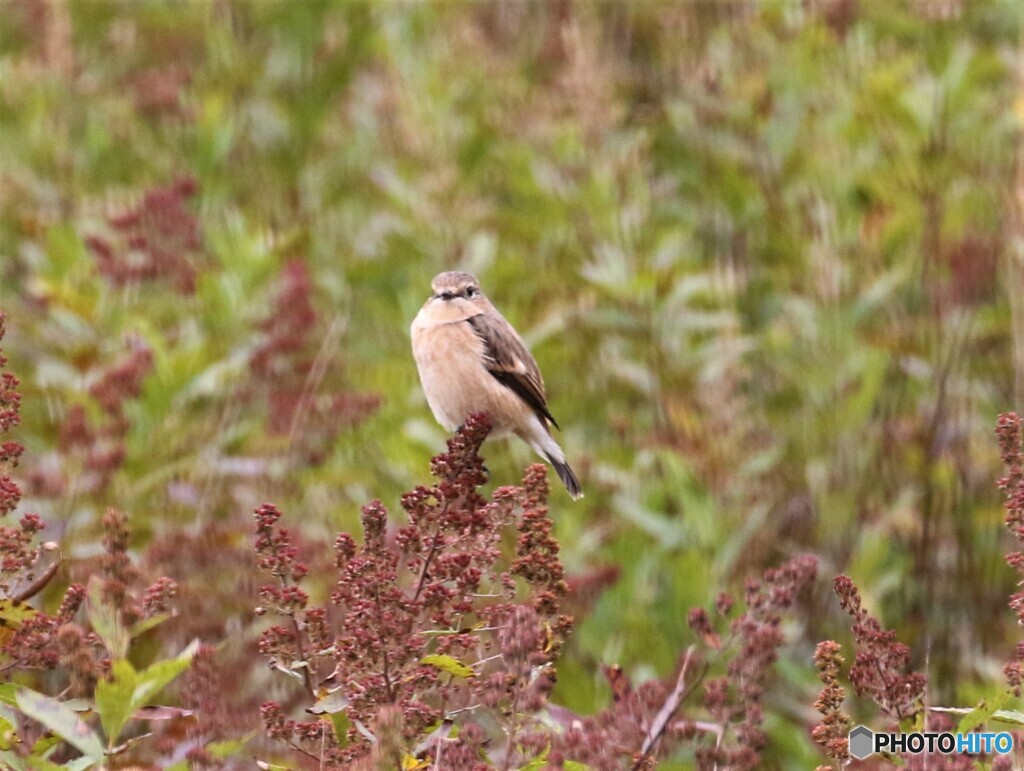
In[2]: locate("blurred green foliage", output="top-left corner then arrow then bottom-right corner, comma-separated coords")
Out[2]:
2,0 -> 1024,766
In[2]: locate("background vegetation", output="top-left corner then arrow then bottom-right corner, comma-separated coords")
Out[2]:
2,0 -> 1024,767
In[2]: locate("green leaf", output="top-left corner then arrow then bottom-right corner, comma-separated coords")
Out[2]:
330,711 -> 350,748
128,612 -> 172,639
29,730 -> 61,756
21,756 -> 65,771
0,750 -> 28,771
937,704 -> 1024,728
308,690 -> 349,715
165,738 -> 251,771
86,577 -> 128,660
992,710 -> 1024,725
954,691 -> 1011,734
520,746 -> 550,771
61,758 -> 97,771
0,684 -> 18,707
95,659 -> 138,747
96,641 -> 199,747
0,714 -> 15,751
14,688 -> 104,762
96,638 -> 199,749
0,600 -> 37,628
420,654 -> 475,679
131,640 -> 199,709
206,736 -> 253,758
307,690 -> 350,748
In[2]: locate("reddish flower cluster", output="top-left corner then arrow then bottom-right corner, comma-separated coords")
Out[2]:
88,342 -> 153,417
94,516 -> 182,692
130,64 -> 192,118
996,412 -> 1024,694
179,643 -> 235,746
534,555 -> 817,770
810,640 -> 851,760
51,341 -> 155,495
5,581 -> 85,678
695,554 -> 818,770
833,574 -> 926,720
55,620 -> 104,697
0,315 -> 50,593
142,520 -> 268,750
85,177 -> 203,293
541,654 -> 700,770
248,260 -> 379,462
255,414 -> 573,767
249,260 -> 318,388
0,447 -> 185,759
145,520 -> 263,646
100,509 -> 143,624
6,511 -> 178,689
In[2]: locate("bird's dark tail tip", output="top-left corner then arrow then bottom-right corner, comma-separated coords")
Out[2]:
547,456 -> 584,500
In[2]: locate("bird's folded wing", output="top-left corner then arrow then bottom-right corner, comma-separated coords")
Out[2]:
465,313 -> 559,429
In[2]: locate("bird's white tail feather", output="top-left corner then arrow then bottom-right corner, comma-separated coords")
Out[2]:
520,417 -> 584,499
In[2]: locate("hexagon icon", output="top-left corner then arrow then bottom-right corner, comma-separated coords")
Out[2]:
848,725 -> 874,760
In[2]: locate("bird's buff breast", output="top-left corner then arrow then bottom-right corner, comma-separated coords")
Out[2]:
411,316 -> 525,438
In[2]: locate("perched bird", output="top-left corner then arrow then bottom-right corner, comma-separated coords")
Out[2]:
411,271 -> 583,499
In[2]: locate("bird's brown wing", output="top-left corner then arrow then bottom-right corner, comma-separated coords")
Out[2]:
465,313 -> 559,429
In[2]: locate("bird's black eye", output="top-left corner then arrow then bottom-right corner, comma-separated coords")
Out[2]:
465,286 -> 477,298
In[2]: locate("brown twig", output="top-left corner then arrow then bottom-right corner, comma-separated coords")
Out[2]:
635,646 -> 697,766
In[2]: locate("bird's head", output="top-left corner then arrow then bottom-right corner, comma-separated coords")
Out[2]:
428,271 -> 488,311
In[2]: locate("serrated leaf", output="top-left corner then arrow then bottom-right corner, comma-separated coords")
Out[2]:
15,688 -> 104,762
421,654 -> 474,678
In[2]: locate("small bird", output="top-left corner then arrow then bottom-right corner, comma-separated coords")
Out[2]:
411,271 -> 583,499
